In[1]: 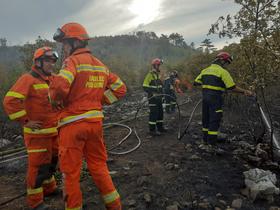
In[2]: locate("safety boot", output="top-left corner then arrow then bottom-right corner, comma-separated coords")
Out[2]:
31,203 -> 49,210
45,188 -> 62,197
158,127 -> 168,133
213,147 -> 225,155
217,133 -> 227,143
216,137 -> 226,143
149,130 -> 161,136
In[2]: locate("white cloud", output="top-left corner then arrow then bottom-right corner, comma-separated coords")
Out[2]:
0,0 -> 241,47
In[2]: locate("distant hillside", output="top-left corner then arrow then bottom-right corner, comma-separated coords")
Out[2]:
89,31 -> 197,69
0,31 -> 197,70
0,32 -> 198,88
0,46 -> 21,66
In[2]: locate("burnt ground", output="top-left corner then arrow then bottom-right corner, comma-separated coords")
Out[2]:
1,90 -> 280,210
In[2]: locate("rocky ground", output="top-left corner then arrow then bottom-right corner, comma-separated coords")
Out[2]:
1,90 -> 280,210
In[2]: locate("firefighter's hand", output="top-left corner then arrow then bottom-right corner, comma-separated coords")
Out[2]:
244,90 -> 254,96
24,120 -> 43,130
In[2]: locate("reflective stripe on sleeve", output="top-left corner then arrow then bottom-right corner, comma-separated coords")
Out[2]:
103,190 -> 120,204
59,70 -> 74,84
110,78 -> 123,91
104,89 -> 118,104
6,91 -> 25,99
9,110 -> 27,120
33,84 -> 49,89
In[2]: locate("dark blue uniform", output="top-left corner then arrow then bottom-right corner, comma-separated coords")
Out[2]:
194,64 -> 235,144
143,70 -> 164,132
163,75 -> 176,113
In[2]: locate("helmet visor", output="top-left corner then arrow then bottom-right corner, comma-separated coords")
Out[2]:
43,50 -> 59,61
53,28 -> 65,42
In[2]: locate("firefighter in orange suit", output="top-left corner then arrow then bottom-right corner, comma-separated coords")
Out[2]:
3,47 -> 59,210
49,22 -> 126,210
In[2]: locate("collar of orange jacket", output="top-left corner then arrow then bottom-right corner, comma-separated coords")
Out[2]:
72,47 -> 91,56
31,66 -> 51,81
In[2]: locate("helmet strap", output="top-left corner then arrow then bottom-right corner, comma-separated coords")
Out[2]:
67,39 -> 76,55
35,59 -> 51,76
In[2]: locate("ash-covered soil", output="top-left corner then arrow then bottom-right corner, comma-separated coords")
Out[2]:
1,91 -> 280,210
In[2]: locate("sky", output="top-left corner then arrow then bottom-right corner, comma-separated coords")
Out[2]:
0,0 -> 240,48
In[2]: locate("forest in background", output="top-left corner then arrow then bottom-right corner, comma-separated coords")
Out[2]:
0,0 -> 279,119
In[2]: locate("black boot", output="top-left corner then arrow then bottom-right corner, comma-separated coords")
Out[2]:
149,130 -> 161,136
158,127 -> 168,133
31,203 -> 49,210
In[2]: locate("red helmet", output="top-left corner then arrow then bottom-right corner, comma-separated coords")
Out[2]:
33,46 -> 58,62
151,58 -> 163,65
53,22 -> 90,42
216,52 -> 233,64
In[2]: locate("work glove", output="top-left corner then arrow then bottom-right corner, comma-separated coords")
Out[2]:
24,120 -> 43,130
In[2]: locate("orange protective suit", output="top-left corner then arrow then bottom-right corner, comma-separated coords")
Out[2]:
49,48 -> 126,210
3,67 -> 58,209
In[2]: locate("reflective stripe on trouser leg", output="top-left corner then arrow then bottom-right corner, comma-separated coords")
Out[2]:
170,96 -> 176,112
207,131 -> 218,145
83,121 -> 122,210
205,94 -> 223,145
156,100 -> 164,130
149,103 -> 158,131
27,187 -> 44,208
165,103 -> 171,113
202,99 -> 209,143
42,175 -> 57,196
165,95 -> 172,113
24,135 -> 54,208
208,110 -> 222,144
202,128 -> 208,143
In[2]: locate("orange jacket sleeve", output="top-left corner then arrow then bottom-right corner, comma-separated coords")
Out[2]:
3,74 -> 30,124
103,72 -> 127,105
49,57 -> 77,102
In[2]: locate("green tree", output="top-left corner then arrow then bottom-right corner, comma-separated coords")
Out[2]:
209,0 -> 280,89
200,38 -> 217,54
169,33 -> 187,48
